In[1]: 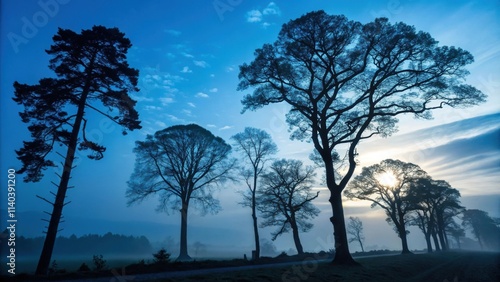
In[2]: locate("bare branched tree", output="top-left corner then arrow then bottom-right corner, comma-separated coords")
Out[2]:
127,124 -> 235,261
257,159 -> 319,254
347,217 -> 365,252
231,127 -> 277,259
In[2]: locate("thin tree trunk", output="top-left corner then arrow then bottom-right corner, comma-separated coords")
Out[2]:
455,236 -> 461,249
436,212 -> 448,251
35,84 -> 90,275
443,229 -> 450,250
358,237 -> 365,252
432,229 -> 441,251
437,227 -> 447,251
251,171 -> 260,259
425,233 -> 433,253
177,203 -> 192,261
291,219 -> 304,255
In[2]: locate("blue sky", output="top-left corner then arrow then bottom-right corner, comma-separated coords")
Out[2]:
1,0 -> 499,260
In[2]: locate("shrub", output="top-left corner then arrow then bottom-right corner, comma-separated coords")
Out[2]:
78,262 -> 91,272
92,254 -> 107,271
153,248 -> 171,264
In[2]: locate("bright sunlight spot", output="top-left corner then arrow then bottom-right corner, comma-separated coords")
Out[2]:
377,172 -> 398,188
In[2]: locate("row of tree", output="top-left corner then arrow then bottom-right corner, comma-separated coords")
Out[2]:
126,124 -> 321,260
344,159 -> 500,253
13,10 -> 487,274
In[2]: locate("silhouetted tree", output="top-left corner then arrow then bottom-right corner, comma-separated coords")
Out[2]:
192,241 -> 207,256
257,159 -> 319,254
127,124 -> 235,261
231,127 -> 278,259
345,159 -> 427,254
347,217 -> 365,252
13,26 -> 141,275
462,209 -> 500,250
407,178 -> 463,251
237,10 -> 486,264
446,220 -> 465,249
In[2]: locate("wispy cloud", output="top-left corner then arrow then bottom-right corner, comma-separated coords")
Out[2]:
219,125 -> 233,131
196,92 -> 209,98
246,2 -> 281,27
181,66 -> 192,73
144,105 -> 162,111
187,102 -> 196,108
140,66 -> 183,94
164,29 -> 181,36
358,113 -> 500,196
194,60 -> 209,68
207,124 -> 217,128
263,2 -> 280,15
131,94 -> 154,102
246,10 -> 263,23
181,52 -> 194,58
159,97 -> 174,105
167,114 -> 185,123
155,121 -> 167,128
209,88 -> 218,93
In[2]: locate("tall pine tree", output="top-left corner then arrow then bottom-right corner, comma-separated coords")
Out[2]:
13,25 -> 141,275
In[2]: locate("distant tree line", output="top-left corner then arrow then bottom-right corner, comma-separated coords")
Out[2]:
0,232 -> 152,257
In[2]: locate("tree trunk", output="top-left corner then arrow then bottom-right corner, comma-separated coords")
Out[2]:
437,227 -> 447,251
399,226 -> 411,254
329,191 -> 356,264
358,237 -> 365,252
177,203 -> 192,261
455,236 -> 461,249
35,87 -> 89,275
432,229 -> 441,251
251,171 -> 260,259
444,231 -> 450,250
290,218 -> 304,255
398,212 -> 411,254
425,232 -> 433,253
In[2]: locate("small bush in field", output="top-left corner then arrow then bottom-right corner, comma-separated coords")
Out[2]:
92,254 -> 107,271
153,248 -> 171,264
78,262 -> 91,272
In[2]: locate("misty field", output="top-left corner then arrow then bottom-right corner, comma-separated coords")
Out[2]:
154,251 -> 499,282
4,251 -> 498,281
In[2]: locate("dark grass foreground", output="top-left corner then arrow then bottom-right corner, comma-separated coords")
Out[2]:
2,251 -> 498,281
158,251 -> 499,282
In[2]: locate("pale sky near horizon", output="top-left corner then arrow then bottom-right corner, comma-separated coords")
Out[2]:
1,0 -> 499,260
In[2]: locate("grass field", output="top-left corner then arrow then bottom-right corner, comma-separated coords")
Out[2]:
3,251 -> 499,281
155,251 -> 499,282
